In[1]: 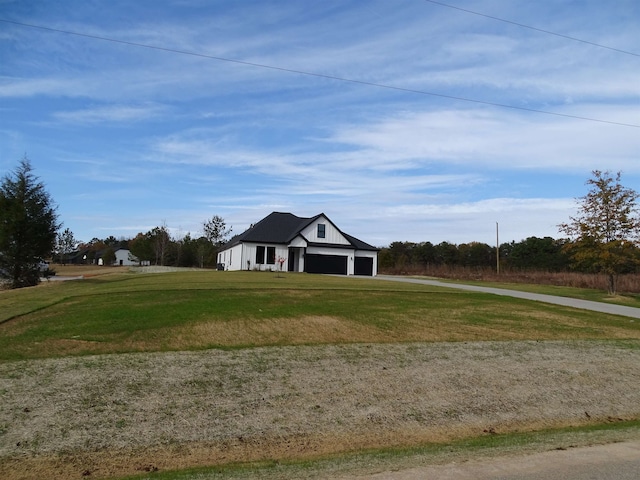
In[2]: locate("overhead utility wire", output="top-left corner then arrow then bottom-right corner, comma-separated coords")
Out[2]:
2,19 -> 638,128
423,0 -> 640,57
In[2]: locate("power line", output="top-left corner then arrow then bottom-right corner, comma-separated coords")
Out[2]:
423,0 -> 640,57
1,18 -> 638,128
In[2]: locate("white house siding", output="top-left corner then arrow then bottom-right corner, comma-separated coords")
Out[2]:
224,242 -> 289,272
300,217 -> 351,245
289,235 -> 307,248
218,243 -> 243,271
306,245 -> 354,257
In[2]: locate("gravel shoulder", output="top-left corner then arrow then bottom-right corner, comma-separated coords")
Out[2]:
1,340 -> 639,479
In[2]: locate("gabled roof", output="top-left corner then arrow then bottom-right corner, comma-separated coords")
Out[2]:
223,212 -> 378,251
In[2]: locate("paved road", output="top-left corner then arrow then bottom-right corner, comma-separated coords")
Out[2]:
345,441 -> 640,480
375,275 -> 640,319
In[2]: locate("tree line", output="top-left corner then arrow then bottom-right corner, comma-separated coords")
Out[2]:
58,217 -> 232,269
379,236 -> 573,273
2,158 -> 639,294
379,170 -> 640,294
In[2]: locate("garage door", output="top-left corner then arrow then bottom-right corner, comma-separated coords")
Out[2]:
354,256 -> 373,276
305,254 -> 347,275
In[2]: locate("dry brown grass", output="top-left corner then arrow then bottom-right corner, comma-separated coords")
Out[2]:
1,341 -> 639,480
191,315 -> 384,345
3,304 -> 638,359
169,304 -> 640,346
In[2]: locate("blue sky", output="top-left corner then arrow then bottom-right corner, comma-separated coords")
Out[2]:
1,0 -> 638,247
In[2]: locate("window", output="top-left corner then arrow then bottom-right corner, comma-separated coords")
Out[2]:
256,246 -> 265,264
256,246 -> 275,265
267,246 -> 276,264
317,223 -> 326,239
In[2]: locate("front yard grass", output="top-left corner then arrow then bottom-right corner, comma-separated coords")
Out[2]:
2,268 -> 639,480
1,270 -> 639,360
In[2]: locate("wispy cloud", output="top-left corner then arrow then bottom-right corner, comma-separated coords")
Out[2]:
53,103 -> 167,124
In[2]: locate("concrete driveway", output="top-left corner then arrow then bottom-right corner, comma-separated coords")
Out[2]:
375,275 -> 640,319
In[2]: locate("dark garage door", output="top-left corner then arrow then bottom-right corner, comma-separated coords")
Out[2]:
305,254 -> 347,275
354,256 -> 373,276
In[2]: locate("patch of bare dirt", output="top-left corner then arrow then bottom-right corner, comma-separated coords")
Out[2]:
1,341 -> 639,479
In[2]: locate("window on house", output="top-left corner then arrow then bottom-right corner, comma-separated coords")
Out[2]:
317,223 -> 326,239
256,246 -> 265,264
267,246 -> 276,264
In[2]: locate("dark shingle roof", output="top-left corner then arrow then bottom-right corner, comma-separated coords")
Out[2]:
228,212 -> 310,244
224,212 -> 377,251
342,232 -> 378,251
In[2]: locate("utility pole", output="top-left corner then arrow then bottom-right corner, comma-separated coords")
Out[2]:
496,222 -> 500,275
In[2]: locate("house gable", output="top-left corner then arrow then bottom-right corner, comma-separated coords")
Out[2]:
299,214 -> 351,246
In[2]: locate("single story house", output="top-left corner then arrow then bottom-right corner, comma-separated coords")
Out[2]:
217,212 -> 378,276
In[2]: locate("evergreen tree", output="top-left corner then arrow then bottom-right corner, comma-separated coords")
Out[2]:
0,158 -> 60,288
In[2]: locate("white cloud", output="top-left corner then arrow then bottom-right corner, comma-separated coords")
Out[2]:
53,103 -> 167,124
326,107 -> 640,172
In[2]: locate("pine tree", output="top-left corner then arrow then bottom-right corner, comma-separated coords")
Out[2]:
0,157 -> 60,288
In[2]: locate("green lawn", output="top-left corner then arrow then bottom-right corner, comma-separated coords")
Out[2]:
1,270 -> 639,361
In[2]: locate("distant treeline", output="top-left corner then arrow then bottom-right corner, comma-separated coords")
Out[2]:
63,232 -> 221,269
379,236 -> 638,274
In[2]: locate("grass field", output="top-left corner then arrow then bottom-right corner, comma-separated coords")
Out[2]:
2,268 -> 639,361
1,266 -> 639,479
